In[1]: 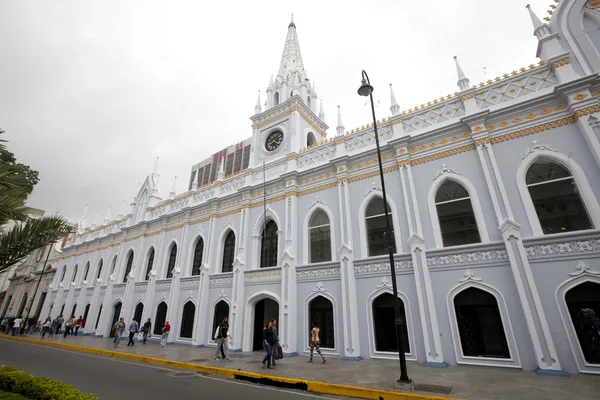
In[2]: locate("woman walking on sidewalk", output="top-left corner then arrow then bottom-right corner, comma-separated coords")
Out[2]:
74,316 -> 83,336
160,321 -> 170,347
127,319 -> 139,347
261,320 -> 275,369
142,318 -> 152,344
41,318 -> 51,339
309,321 -> 326,364
113,318 -> 126,348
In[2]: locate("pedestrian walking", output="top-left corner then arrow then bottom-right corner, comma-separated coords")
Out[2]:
41,318 -> 51,338
271,319 -> 282,366
213,317 -> 232,362
142,318 -> 151,344
127,319 -> 139,347
261,320 -> 275,369
11,317 -> 22,336
308,321 -> 326,363
56,315 -> 64,335
113,318 -> 126,348
74,316 -> 83,336
63,317 -> 73,338
160,321 -> 170,347
50,318 -> 58,337
70,316 -> 76,335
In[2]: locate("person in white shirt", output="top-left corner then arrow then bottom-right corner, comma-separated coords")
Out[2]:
12,318 -> 22,336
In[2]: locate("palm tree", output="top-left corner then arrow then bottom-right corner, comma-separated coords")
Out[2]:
0,130 -> 75,272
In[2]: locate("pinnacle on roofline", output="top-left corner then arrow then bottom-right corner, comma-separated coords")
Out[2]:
453,55 -> 470,92
526,4 -> 545,31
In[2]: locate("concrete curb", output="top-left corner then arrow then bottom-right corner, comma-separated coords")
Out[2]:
1,335 -> 462,400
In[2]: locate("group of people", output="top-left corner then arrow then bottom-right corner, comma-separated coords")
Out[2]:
112,317 -> 169,348
1,315 -> 86,338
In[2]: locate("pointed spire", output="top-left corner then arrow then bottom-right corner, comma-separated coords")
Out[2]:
454,55 -> 470,92
277,17 -> 306,85
268,74 -> 274,89
526,4 -> 550,39
255,90 -> 262,114
169,176 -> 177,199
92,212 -> 98,228
336,106 -> 345,136
389,83 -> 400,116
319,99 -> 325,120
104,205 -> 111,224
151,156 -> 160,194
117,200 -> 126,218
217,157 -> 225,181
152,156 -> 159,176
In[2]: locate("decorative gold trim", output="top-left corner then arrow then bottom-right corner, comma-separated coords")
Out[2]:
574,93 -> 588,101
461,93 -> 475,101
551,57 -> 570,71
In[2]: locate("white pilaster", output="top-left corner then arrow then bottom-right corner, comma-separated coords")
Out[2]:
141,232 -> 164,328
194,217 -> 215,346
165,223 -> 188,342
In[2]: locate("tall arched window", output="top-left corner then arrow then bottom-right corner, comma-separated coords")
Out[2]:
308,210 -> 331,263
365,197 -> 396,256
526,160 -> 593,234
180,301 -> 195,339
307,132 -> 317,147
110,256 -> 118,277
222,231 -> 235,273
166,244 -> 177,279
435,180 -> 481,247
95,259 -> 103,285
145,248 -> 155,281
82,262 -> 90,282
274,91 -> 280,106
123,251 -> 134,283
192,238 -> 204,276
60,265 -> 67,283
261,220 -> 278,268
71,264 -> 78,283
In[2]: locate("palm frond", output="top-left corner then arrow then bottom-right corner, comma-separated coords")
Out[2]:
0,216 -> 75,272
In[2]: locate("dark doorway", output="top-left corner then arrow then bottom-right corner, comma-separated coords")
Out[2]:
212,301 -> 229,341
454,287 -> 509,358
34,292 -> 47,320
252,298 -> 279,351
94,305 -> 103,330
17,293 -> 28,317
180,301 -> 195,338
308,296 -> 335,348
372,293 -> 410,353
565,281 -> 600,364
82,304 -> 90,328
133,303 -> 144,325
109,302 -> 122,338
59,304 -> 65,317
153,302 -> 168,335
70,304 -> 77,319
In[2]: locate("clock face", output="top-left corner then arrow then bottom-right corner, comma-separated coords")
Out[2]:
265,131 -> 284,152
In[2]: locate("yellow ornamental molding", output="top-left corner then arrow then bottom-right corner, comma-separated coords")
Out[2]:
525,113 -> 536,119
287,155 -> 297,161
551,57 -> 570,71
461,93 -> 475,101
573,93 -> 588,101
588,0 -> 600,8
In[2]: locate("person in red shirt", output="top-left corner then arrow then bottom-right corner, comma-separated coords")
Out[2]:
160,321 -> 170,347
74,316 -> 83,336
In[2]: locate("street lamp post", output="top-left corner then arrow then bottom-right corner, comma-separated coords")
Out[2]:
358,70 -> 411,384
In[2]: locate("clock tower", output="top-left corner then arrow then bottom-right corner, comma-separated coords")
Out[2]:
249,18 -> 328,169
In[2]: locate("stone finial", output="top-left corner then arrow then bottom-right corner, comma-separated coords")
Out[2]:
390,83 -> 400,116
336,105 -> 345,136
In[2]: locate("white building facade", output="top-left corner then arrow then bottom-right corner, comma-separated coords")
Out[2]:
42,1 -> 600,376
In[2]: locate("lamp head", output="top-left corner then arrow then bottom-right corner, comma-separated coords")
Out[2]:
357,79 -> 373,97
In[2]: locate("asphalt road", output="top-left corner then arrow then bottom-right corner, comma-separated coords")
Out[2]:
0,339 -> 341,400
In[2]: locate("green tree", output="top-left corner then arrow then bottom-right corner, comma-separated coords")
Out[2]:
0,129 -> 75,273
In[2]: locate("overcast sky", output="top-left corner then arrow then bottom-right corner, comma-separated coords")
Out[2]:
0,0 -> 551,224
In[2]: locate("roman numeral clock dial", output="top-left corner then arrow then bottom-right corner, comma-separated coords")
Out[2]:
265,131 -> 284,152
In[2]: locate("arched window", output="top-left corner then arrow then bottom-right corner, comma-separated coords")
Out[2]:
166,244 -> 177,279
435,180 -> 481,247
308,296 -> 335,348
82,262 -> 90,282
526,160 -> 593,234
261,220 -> 278,268
454,287 -> 509,359
145,248 -> 155,281
123,251 -> 134,283
180,301 -> 195,338
71,264 -> 78,283
365,197 -> 397,256
372,293 -> 410,353
59,265 -> 67,283
308,210 -> 331,263
222,231 -> 235,273
96,259 -> 103,281
565,281 -> 600,365
110,256 -> 118,277
307,132 -> 317,147
94,305 -> 103,330
82,304 -> 91,328
192,238 -> 204,276
274,92 -> 280,106
154,302 -> 168,335
133,302 -> 144,324
307,96 -> 312,109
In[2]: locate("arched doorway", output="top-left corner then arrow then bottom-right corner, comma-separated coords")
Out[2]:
59,304 -> 65,318
133,303 -> 144,324
372,293 -> 410,353
253,298 -> 279,351
212,301 -> 229,341
308,296 -> 335,348
180,301 -> 195,339
109,302 -> 122,338
565,281 -> 600,364
94,305 -> 103,330
454,287 -> 509,358
17,293 -> 28,317
70,304 -> 77,319
82,304 -> 91,328
153,302 -> 168,335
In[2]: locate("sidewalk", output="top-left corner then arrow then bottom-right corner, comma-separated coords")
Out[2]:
5,333 -> 600,400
